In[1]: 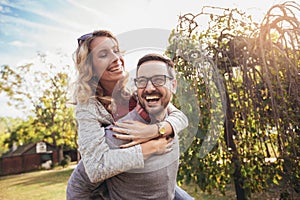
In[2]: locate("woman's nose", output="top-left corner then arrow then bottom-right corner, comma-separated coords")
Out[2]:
110,54 -> 122,66
111,51 -> 121,60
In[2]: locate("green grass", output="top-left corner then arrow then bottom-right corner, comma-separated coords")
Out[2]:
0,163 -> 231,200
0,165 -> 74,200
1,163 -> 295,200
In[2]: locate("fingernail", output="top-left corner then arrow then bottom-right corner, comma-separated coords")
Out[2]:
113,134 -> 116,138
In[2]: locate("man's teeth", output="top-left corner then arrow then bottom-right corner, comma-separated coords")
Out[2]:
145,95 -> 160,101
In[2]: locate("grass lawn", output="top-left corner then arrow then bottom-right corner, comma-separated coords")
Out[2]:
1,163 -> 297,199
0,165 -> 74,200
0,163 -> 231,200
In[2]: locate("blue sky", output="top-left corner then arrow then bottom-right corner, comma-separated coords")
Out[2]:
0,0 -> 85,65
0,0 -> 284,117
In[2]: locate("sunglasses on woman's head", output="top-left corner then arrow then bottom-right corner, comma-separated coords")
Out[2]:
77,33 -> 92,46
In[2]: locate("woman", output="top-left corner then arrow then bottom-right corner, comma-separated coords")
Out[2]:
67,30 -> 191,199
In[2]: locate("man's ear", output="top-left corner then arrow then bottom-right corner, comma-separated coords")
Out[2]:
171,79 -> 177,94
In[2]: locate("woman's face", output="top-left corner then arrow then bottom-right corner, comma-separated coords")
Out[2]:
90,36 -> 125,86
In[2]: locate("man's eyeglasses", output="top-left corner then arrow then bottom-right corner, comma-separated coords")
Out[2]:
134,75 -> 173,89
77,33 -> 92,46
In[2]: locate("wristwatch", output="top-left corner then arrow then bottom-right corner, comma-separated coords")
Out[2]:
156,122 -> 166,137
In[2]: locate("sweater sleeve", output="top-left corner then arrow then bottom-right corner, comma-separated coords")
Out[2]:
166,103 -> 189,135
76,100 -> 144,183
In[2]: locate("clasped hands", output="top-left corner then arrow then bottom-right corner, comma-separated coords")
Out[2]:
111,120 -> 173,152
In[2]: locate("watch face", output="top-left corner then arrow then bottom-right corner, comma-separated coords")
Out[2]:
156,122 -> 166,136
159,123 -> 166,135
161,127 -> 166,134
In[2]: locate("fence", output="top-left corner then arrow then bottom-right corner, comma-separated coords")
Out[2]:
0,151 -> 58,176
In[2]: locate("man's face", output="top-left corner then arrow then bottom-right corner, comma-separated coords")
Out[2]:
136,60 -> 176,117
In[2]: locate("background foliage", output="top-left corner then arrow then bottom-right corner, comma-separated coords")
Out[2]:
167,1 -> 300,199
0,54 -> 77,162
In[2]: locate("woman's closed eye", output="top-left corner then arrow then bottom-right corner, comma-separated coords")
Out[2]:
97,48 -> 120,58
98,50 -> 108,58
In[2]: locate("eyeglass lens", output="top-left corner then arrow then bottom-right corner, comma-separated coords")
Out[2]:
135,75 -> 168,88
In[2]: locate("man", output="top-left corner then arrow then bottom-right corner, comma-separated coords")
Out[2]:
67,53 -> 193,200
105,53 -> 181,200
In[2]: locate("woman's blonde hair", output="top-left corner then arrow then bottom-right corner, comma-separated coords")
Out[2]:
73,30 -> 130,112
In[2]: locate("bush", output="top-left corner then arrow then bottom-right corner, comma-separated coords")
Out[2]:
60,155 -> 71,168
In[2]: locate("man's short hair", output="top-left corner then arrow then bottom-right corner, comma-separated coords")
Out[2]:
136,53 -> 176,78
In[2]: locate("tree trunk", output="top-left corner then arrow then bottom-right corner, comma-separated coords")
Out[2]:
224,91 -> 247,200
58,144 -> 64,163
51,131 -> 64,163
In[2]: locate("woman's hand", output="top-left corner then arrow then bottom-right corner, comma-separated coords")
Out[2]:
140,137 -> 174,160
112,120 -> 158,144
119,137 -> 152,148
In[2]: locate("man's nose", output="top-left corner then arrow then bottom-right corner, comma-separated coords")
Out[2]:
145,80 -> 156,91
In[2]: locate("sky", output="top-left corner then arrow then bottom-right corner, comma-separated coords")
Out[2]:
0,0 -> 285,117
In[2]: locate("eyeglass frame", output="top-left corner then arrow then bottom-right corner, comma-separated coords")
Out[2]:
134,75 -> 174,89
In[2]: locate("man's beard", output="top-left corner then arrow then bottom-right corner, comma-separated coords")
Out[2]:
139,91 -> 170,120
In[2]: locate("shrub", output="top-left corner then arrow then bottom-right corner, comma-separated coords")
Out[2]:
60,155 -> 71,168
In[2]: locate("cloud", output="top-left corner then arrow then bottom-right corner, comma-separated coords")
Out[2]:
1,1 -> 82,31
8,40 -> 33,47
66,0 -> 109,20
0,5 -> 11,14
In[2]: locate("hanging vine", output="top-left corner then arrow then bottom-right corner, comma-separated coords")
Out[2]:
167,1 -> 299,199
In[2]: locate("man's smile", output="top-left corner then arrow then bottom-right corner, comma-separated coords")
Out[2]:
145,94 -> 160,102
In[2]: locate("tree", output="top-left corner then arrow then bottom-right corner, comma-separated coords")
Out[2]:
32,72 -> 77,162
167,2 -> 300,199
0,117 -> 24,156
0,53 -> 77,162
